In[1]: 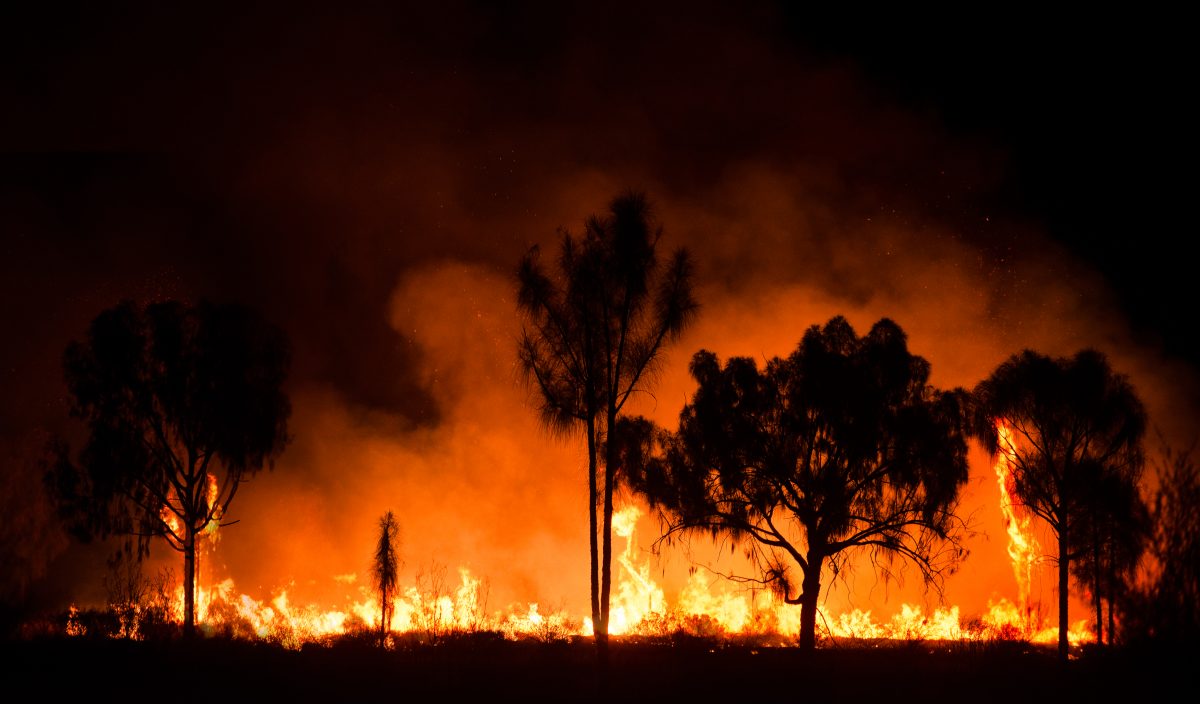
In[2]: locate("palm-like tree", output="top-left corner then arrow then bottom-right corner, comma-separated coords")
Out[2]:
49,300 -> 292,637
373,510 -> 401,640
515,191 -> 697,661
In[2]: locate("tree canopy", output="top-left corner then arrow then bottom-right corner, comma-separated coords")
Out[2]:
974,348 -> 1145,657
1124,443 -> 1200,646
515,190 -> 697,660
46,299 -> 291,635
617,316 -> 971,649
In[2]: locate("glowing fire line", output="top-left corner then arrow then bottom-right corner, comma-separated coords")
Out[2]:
81,485 -> 1093,648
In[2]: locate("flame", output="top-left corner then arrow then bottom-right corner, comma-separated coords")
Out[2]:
160,505 -> 180,538
158,473 -> 222,543
202,473 -> 222,541
608,505 -> 666,635
993,422 -> 1041,632
78,497 -> 1097,649
65,604 -> 86,637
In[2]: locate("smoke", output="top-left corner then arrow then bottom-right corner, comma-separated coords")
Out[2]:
216,262 -> 590,611
1,2 -> 1193,623
0,431 -> 69,617
214,169 -> 1196,620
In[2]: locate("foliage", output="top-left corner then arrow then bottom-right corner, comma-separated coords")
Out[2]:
619,316 -> 972,649
372,510 -> 401,638
974,348 -> 1146,657
515,190 -> 697,655
46,299 -> 291,635
1125,443 -> 1200,645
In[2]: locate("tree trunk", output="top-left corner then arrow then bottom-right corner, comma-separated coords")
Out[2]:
586,415 -> 603,658
380,587 -> 390,640
600,423 -> 616,625
183,519 -> 196,638
1058,524 -> 1069,660
1106,540 -> 1116,644
599,408 -> 617,668
798,554 -> 822,650
1093,526 -> 1103,645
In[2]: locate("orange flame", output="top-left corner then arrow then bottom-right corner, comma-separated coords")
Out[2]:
103,493 -> 1098,648
158,473 -> 222,542
65,604 -> 86,637
993,422 -> 1041,634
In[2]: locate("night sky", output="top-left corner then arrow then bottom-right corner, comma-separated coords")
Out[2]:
2,3 -> 1195,622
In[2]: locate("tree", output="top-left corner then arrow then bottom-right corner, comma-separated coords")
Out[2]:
616,316 -> 971,650
515,191 -> 697,660
1069,461 -> 1149,645
973,348 -> 1145,659
46,299 -> 291,637
1126,443 -> 1200,645
372,510 -> 401,640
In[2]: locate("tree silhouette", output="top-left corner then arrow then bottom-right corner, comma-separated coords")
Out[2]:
973,348 -> 1145,659
1069,461 -> 1149,645
1127,443 -> 1200,644
515,190 -> 697,661
372,510 -> 401,640
45,299 -> 291,637
616,316 -> 971,650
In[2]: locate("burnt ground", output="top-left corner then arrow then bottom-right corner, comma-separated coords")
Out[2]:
2,636 -> 1191,704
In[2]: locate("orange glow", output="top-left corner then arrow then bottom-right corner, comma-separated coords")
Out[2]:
65,604 -> 86,637
16,13 -> 1197,657
160,504 -> 180,539
158,473 -> 222,544
993,422 -> 1041,634
202,473 -> 222,541
606,505 -> 666,635
64,268 -> 1118,651
126,498 -> 1092,649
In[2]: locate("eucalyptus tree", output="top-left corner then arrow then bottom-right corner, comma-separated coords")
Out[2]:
47,299 -> 291,636
617,316 -> 972,649
974,348 -> 1146,658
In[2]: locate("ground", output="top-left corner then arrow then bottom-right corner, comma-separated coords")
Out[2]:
3,636 -> 1190,703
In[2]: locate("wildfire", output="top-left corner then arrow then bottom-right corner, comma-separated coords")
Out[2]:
81,464 -> 1094,649
158,473 -> 223,542
993,422 -> 1040,630
202,473 -> 221,540
65,604 -> 86,637
606,505 -> 666,635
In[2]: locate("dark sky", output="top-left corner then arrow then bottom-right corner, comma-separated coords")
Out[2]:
790,12 -> 1193,356
2,2 -> 1195,616
4,4 -> 1192,387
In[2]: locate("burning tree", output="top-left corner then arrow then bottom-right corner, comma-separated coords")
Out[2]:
615,316 -> 972,650
46,299 -> 291,637
515,190 -> 698,659
372,510 -> 401,639
973,348 -> 1145,659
